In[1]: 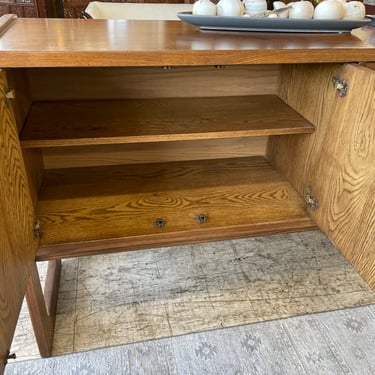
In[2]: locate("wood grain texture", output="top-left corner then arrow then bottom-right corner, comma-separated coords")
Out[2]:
22,149 -> 44,210
268,63 -> 375,289
0,0 -> 61,19
5,70 -> 43,210
26,260 -> 61,358
0,14 -> 17,37
0,71 -> 36,370
20,96 -> 314,148
42,138 -> 268,169
43,260 -> 61,318
35,156 -> 316,260
5,69 -> 32,134
0,19 -> 374,67
0,200 -> 16,373
27,66 -> 279,101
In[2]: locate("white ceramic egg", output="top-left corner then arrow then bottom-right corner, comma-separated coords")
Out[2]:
273,1 -> 287,7
289,1 -> 315,19
273,1 -> 289,18
244,0 -> 267,16
217,0 -> 244,16
193,0 -> 217,16
314,0 -> 344,19
343,1 -> 365,20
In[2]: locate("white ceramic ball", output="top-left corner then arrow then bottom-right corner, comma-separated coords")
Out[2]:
193,0 -> 217,16
314,0 -> 344,19
289,1 -> 315,19
244,0 -> 268,16
343,1 -> 365,20
273,1 -> 289,18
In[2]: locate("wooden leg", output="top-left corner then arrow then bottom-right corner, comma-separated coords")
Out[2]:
26,260 -> 61,357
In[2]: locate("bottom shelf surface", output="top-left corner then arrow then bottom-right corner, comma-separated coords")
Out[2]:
36,156 -> 316,260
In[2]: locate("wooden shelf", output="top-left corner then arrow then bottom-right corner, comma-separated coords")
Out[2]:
35,156 -> 317,260
21,95 -> 314,148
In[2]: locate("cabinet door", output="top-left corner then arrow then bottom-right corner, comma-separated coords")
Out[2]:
0,71 -> 36,371
268,63 -> 375,289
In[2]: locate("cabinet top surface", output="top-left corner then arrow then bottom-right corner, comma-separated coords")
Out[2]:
0,17 -> 375,67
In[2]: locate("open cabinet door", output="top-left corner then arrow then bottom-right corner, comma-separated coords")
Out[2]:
268,63 -> 375,290
0,70 -> 37,373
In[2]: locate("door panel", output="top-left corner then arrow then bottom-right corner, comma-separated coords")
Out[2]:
268,63 -> 375,289
0,70 -> 37,372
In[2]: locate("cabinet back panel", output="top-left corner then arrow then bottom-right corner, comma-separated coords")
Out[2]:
27,65 -> 279,100
42,137 -> 268,169
27,65 -> 277,169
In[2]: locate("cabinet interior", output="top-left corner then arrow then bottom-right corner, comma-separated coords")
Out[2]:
13,65 -> 317,261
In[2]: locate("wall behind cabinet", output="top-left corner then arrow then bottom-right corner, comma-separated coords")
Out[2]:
63,0 -> 195,18
0,0 -> 196,18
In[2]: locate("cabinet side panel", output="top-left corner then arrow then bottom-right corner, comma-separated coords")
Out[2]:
268,63 -> 375,289
6,69 -> 32,135
0,71 -> 37,368
6,70 -> 44,209
22,149 -> 44,209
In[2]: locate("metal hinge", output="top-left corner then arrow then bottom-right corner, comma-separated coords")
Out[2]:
4,350 -> 16,365
305,186 -> 319,211
3,88 -> 15,107
33,220 -> 40,238
332,76 -> 348,97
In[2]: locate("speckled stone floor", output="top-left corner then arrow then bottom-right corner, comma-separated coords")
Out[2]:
10,230 -> 375,362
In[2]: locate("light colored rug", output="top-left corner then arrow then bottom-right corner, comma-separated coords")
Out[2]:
10,231 -> 375,361
6,304 -> 375,374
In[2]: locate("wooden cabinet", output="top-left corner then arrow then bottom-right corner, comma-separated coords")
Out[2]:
0,0 -> 372,19
0,16 -> 374,369
20,68 -> 317,259
0,0 -> 39,18
0,0 -> 62,17
62,0 -> 87,18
